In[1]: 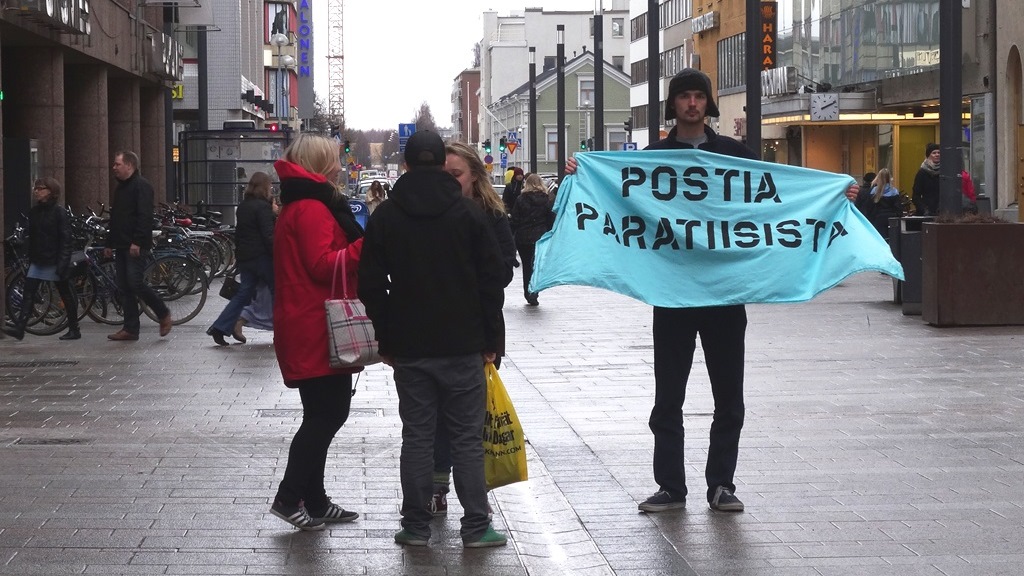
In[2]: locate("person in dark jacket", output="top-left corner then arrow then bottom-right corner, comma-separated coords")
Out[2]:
912,143 -> 941,216
358,130 -> 508,548
423,141 -> 518,518
567,68 -> 859,515
206,172 -> 276,345
510,173 -> 554,305
501,166 -> 524,213
3,177 -> 80,341
104,151 -> 171,341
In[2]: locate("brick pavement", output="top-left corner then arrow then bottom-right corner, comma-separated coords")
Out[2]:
1,271 -> 1022,575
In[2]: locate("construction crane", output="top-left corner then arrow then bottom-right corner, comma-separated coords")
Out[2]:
326,0 -> 345,125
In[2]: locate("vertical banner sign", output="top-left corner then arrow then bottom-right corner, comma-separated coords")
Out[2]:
297,0 -> 315,118
761,1 -> 777,70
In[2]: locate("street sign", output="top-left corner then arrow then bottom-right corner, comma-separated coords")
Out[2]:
500,152 -> 508,169
622,142 -> 638,151
484,154 -> 494,164
507,131 -> 519,144
398,123 -> 416,153
506,142 -> 517,155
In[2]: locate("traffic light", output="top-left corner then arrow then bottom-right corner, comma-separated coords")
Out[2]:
344,140 -> 351,154
499,137 -> 507,152
624,117 -> 633,140
580,139 -> 588,150
267,123 -> 279,131
330,124 -> 340,138
483,139 -> 492,153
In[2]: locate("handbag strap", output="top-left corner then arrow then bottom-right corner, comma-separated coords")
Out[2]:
330,250 -> 348,299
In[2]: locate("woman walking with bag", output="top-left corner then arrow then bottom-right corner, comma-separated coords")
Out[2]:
269,134 -> 364,531
206,172 -> 275,345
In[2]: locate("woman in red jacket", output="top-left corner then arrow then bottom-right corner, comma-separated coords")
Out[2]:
269,134 -> 364,531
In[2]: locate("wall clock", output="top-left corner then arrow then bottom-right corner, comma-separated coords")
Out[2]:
809,92 -> 839,121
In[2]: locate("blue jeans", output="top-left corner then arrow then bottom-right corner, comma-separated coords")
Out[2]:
395,355 -> 489,541
115,249 -> 169,334
212,257 -> 274,335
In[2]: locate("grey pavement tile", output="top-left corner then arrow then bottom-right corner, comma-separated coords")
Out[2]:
3,272 -> 1024,574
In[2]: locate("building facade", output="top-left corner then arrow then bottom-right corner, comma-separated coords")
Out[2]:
480,3 -> 632,153
488,51 -> 631,177
1,0 -> 182,229
451,69 -> 480,145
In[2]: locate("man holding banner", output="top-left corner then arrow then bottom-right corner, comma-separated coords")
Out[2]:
560,68 -> 893,514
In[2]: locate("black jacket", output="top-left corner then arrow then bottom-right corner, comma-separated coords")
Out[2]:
106,171 -> 155,250
510,190 -> 554,245
645,124 -> 758,161
28,200 -> 73,275
233,196 -> 276,263
912,167 -> 940,216
358,169 -> 505,358
502,178 -> 523,214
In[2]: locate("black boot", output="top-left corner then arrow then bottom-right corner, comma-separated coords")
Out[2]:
59,327 -> 81,341
3,325 -> 25,341
206,326 -> 229,346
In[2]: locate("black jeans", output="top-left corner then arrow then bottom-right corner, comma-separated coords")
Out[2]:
275,374 -> 353,510
114,249 -> 169,334
650,305 -> 746,502
516,242 -> 537,297
16,276 -> 78,330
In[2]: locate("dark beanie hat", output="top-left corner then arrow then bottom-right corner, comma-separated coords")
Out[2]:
925,143 -> 940,157
665,68 -> 720,120
404,130 -> 446,167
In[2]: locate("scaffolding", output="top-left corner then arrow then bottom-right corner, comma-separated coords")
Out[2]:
327,0 -> 345,124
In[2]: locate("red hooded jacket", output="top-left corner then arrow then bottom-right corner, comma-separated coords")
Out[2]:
272,159 -> 363,384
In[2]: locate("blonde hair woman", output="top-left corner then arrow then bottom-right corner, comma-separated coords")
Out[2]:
269,134 -> 363,530
510,172 -> 555,305
865,167 -> 902,238
425,141 -> 519,517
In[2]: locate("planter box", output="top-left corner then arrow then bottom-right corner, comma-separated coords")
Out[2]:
921,222 -> 1024,326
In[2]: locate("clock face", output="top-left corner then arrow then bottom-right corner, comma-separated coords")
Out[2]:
810,93 -> 840,121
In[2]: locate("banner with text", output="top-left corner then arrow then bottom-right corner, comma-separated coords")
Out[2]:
530,149 -> 904,308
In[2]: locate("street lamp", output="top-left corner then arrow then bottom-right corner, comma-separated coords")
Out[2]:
556,25 -> 565,179
529,46 -> 538,173
271,32 -> 294,125
582,99 -> 592,147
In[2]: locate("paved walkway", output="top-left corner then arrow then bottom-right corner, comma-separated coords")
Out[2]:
1,271 -> 1022,575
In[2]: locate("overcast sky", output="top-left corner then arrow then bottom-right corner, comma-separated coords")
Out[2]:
313,0 -> 601,131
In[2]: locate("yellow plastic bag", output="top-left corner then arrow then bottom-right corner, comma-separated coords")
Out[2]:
483,363 -> 528,490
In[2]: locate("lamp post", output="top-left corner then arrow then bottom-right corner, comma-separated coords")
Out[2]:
271,32 -> 294,126
556,25 -> 566,180
582,99 -> 592,149
529,46 -> 538,173
593,0 -> 604,151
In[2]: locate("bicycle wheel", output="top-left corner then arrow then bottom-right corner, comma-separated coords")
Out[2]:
72,271 -> 95,322
143,255 -> 207,325
21,280 -> 68,336
86,261 -> 128,325
183,237 -> 221,279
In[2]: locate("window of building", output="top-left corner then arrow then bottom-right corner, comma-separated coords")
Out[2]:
613,55 -> 625,72
607,130 -> 627,151
543,56 -> 557,72
630,58 -> 648,86
717,33 -> 746,91
612,18 -> 624,38
630,14 -> 647,42
545,129 -> 560,161
267,2 -> 290,40
578,78 -> 595,106
267,69 -> 290,118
